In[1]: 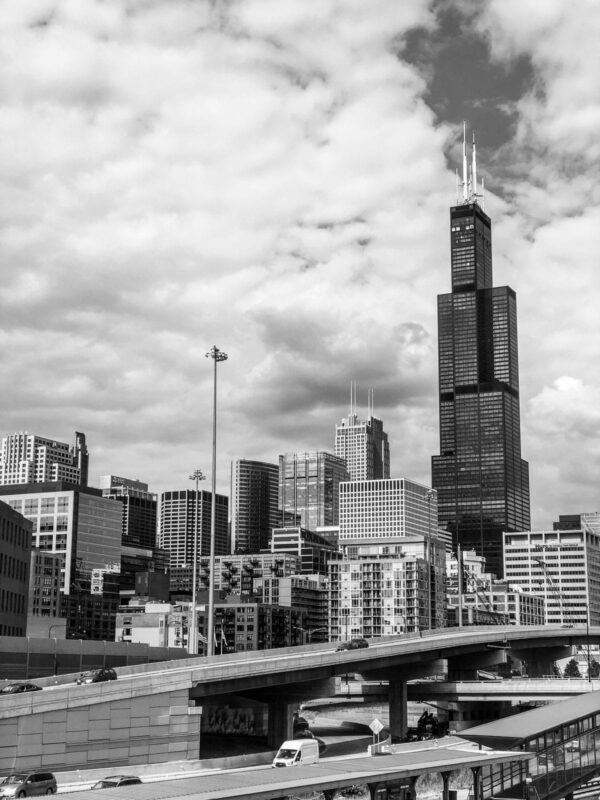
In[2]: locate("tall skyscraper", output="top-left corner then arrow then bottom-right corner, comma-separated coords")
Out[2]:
99,475 -> 157,550
230,459 -> 279,553
431,129 -> 530,577
0,431 -> 89,487
279,451 -> 349,532
335,385 -> 390,481
158,489 -> 229,570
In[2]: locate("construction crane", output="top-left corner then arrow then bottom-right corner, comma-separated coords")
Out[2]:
532,549 -> 574,626
461,563 -> 503,623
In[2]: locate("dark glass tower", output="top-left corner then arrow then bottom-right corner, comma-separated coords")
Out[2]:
432,187 -> 530,577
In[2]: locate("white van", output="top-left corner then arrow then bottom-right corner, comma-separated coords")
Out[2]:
272,738 -> 320,767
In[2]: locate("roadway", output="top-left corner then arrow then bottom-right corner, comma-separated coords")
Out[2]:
55,737 -> 530,800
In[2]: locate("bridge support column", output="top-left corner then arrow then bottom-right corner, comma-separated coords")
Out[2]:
267,701 -> 295,748
471,766 -> 481,800
441,771 -> 451,800
389,679 -> 408,742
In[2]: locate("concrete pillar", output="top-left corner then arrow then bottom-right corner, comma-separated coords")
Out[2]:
267,701 -> 295,748
389,679 -> 408,742
471,767 -> 481,800
441,771 -> 451,800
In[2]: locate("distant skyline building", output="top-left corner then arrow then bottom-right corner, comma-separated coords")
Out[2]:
230,459 -> 279,554
431,130 -> 530,577
279,451 -> 349,532
339,478 -> 437,545
158,489 -> 228,571
0,431 -> 89,487
99,475 -> 157,550
335,384 -> 390,481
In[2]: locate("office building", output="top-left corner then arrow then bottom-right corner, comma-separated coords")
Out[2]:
230,459 -> 279,553
27,549 -> 64,637
339,478 -> 437,545
279,451 -> 349,531
158,489 -> 229,571
270,526 -> 338,575
431,133 -> 530,577
99,475 -> 157,550
503,525 -> 600,625
257,574 -> 328,642
0,500 -> 32,636
1,431 -> 89,486
335,387 -> 390,481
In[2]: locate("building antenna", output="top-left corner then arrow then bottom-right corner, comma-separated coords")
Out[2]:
472,130 -> 477,202
462,121 -> 468,203
455,169 -> 460,204
481,177 -> 485,210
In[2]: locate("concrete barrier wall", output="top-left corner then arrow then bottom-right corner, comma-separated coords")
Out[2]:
0,686 -> 201,773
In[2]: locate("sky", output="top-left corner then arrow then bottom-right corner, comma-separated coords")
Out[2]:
1,0 -> 599,530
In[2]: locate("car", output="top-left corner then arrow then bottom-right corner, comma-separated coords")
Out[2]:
336,638 -> 369,651
0,771 -> 56,797
76,668 -> 117,685
90,776 -> 142,790
0,682 -> 42,695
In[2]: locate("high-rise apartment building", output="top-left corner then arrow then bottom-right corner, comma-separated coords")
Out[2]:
279,451 -> 349,532
431,133 -> 530,577
158,489 -> 229,571
230,459 -> 279,553
335,387 -> 390,481
0,431 -> 89,487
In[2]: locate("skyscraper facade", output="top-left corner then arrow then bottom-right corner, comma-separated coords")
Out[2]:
158,489 -> 229,570
0,431 -> 89,487
278,451 -> 349,532
230,459 -> 279,554
431,138 -> 530,577
335,411 -> 390,481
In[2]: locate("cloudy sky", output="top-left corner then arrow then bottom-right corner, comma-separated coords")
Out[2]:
1,0 -> 599,529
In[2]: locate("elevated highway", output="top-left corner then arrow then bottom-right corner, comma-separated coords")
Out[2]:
1,625 -> 597,773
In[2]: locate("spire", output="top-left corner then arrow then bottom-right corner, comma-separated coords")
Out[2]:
462,121 -> 468,203
457,123 -> 484,207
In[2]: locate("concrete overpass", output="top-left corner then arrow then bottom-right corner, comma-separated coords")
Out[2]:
1,624 -> 597,773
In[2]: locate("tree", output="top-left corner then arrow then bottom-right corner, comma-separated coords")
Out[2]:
589,659 -> 600,679
564,658 -> 582,678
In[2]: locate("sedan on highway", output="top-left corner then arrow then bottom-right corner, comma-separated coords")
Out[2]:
0,682 -> 42,694
91,776 -> 142,790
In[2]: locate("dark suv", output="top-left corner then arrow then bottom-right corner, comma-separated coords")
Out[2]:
76,668 -> 117,685
336,638 -> 369,651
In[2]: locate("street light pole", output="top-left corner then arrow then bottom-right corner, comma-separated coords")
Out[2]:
205,345 -> 228,657
426,490 -> 434,631
188,469 -> 206,656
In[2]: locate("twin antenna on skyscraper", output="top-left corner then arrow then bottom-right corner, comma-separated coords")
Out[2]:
456,121 -> 485,208
349,381 -> 375,418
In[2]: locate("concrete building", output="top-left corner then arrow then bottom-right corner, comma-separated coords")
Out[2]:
0,500 -> 32,636
335,389 -> 390,481
256,573 -> 328,642
158,489 -> 229,571
339,478 -> 437,545
230,459 -> 279,553
504,524 -> 600,625
270,526 -> 338,575
279,451 -> 349,531
1,431 -> 89,486
329,537 -> 447,639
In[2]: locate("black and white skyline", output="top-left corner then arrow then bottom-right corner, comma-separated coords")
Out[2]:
1,1 -> 598,529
